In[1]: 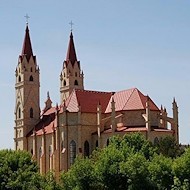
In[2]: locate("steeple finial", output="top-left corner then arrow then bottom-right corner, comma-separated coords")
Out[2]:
47,91 -> 50,99
69,21 -> 74,32
24,14 -> 30,25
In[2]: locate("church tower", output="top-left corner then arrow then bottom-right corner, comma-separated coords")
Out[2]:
60,32 -> 84,103
14,24 -> 40,150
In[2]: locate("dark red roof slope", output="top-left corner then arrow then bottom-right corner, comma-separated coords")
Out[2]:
21,25 -> 33,61
66,32 -> 77,66
64,89 -> 113,113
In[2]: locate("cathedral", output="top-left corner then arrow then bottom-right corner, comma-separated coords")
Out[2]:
14,23 -> 179,178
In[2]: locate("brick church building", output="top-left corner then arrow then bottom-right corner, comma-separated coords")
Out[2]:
14,23 -> 179,178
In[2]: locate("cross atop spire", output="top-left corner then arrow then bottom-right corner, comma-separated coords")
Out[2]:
69,21 -> 74,32
24,14 -> 30,25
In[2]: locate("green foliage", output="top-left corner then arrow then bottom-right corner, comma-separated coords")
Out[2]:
156,136 -> 183,158
120,153 -> 151,189
94,145 -> 126,189
61,157 -> 96,190
148,154 -> 173,189
61,133 -> 190,190
41,171 -> 62,190
172,177 -> 190,190
173,148 -> 190,183
1,134 -> 187,190
0,149 -> 41,190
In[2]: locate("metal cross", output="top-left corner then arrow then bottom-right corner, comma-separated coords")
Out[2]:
24,14 -> 30,24
69,21 -> 74,31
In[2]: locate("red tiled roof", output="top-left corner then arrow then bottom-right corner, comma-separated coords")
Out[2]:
62,88 -> 159,114
64,89 -> 112,113
27,107 -> 57,137
105,88 -> 159,113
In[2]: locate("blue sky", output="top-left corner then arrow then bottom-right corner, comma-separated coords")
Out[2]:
0,0 -> 190,148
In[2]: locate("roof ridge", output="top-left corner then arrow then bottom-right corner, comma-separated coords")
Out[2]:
117,87 -> 136,93
135,88 -> 145,109
76,89 -> 113,94
121,88 -> 136,110
65,89 -> 76,106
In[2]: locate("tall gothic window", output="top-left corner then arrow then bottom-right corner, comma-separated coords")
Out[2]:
18,75 -> 21,82
96,140 -> 98,148
30,108 -> 33,118
70,140 -> 76,165
84,141 -> 90,157
29,75 -> 33,81
63,80 -> 66,86
107,138 -> 110,146
18,107 -> 21,119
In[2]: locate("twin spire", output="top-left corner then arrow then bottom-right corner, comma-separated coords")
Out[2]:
21,25 -> 78,65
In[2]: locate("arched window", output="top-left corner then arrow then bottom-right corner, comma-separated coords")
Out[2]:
75,72 -> 77,77
96,140 -> 98,148
29,75 -> 33,81
18,108 -> 21,119
63,80 -> 66,86
64,73 -> 66,77
84,141 -> 90,157
70,140 -> 76,165
30,108 -> 33,118
74,80 -> 78,86
107,138 -> 110,146
18,75 -> 21,82
30,67 -> 33,72
31,149 -> 33,155
154,137 -> 159,145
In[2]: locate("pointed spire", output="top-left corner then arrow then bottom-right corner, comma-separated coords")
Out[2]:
66,32 -> 77,65
173,97 -> 177,107
21,25 -> 33,61
47,91 -> 50,99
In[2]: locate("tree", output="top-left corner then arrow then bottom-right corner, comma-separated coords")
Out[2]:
61,133 -> 156,190
156,136 -> 183,158
148,154 -> 173,189
172,148 -> 190,183
0,149 -> 41,190
61,157 -> 96,190
120,153 -> 152,189
41,171 -> 62,190
60,134 -> 189,190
